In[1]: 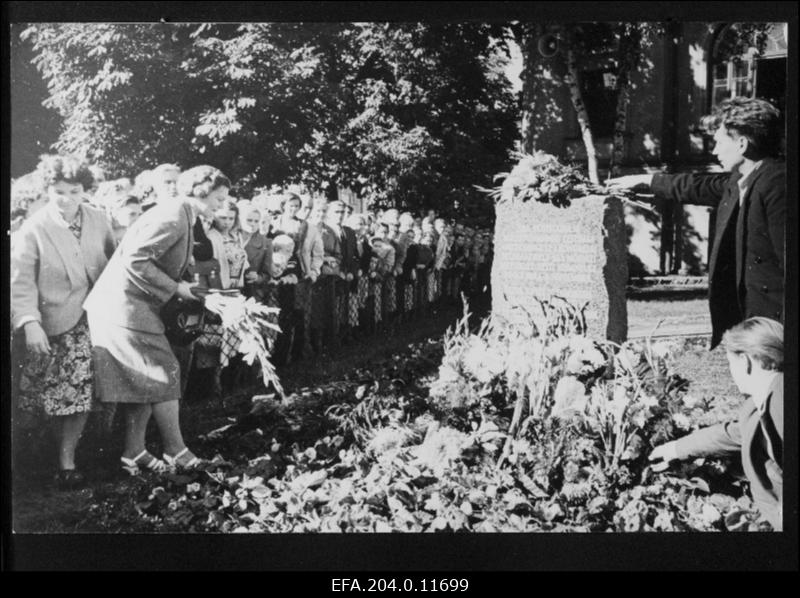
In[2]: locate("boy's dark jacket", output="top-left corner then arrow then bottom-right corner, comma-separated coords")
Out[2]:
652,159 -> 785,347
675,374 -> 783,530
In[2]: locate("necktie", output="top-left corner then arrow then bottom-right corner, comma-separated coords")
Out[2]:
758,395 -> 782,467
735,185 -> 748,310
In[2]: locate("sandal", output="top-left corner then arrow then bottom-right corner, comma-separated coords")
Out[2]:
163,447 -> 202,471
121,450 -> 169,476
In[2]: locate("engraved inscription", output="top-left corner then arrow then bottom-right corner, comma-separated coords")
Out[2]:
491,195 -> 628,342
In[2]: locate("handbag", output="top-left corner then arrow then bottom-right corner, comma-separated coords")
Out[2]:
161,296 -> 206,346
321,256 -> 342,276
188,258 -> 223,289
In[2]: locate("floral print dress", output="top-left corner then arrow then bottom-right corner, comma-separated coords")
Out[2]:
18,212 -> 97,416
222,232 -> 248,284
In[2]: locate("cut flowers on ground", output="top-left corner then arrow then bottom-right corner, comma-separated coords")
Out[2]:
79,299 -> 768,533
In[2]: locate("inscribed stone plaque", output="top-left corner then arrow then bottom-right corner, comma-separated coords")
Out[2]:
491,194 -> 627,342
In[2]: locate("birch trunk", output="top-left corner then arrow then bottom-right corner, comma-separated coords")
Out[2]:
564,47 -> 599,184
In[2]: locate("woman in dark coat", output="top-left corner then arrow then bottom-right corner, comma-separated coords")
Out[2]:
84,165 -> 231,473
237,199 -> 273,301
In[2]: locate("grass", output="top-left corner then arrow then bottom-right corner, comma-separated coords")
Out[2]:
627,297 -> 708,323
628,294 -> 739,425
671,338 -> 742,426
628,297 -> 710,338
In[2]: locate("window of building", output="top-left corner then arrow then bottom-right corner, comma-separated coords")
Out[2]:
709,23 -> 787,110
704,22 -> 787,157
711,50 -> 754,107
579,68 -> 620,139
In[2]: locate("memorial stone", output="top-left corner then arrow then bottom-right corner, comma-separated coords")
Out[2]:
491,193 -> 628,343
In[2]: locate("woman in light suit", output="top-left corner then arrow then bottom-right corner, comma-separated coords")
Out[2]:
11,155 -> 116,488
84,165 -> 231,474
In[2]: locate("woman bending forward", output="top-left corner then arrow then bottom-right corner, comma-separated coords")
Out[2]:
84,165 -> 231,474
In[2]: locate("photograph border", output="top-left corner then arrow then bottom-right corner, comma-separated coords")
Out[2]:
2,0 -> 797,572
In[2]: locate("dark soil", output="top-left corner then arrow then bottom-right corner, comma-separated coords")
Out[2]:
12,296 -> 486,532
12,291 -> 741,533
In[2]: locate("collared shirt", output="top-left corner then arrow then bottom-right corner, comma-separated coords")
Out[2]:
198,214 -> 213,233
328,223 -> 343,239
48,203 -> 83,238
737,160 -> 763,205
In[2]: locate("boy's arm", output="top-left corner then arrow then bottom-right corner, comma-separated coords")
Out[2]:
674,420 -> 742,460
608,172 -> 730,208
651,172 -> 730,208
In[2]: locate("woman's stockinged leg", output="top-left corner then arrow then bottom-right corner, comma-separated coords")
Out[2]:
57,411 -> 90,470
151,399 -> 191,458
122,403 -> 153,460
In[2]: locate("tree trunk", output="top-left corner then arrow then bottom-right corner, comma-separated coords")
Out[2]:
564,47 -> 599,184
519,23 -> 542,154
609,28 -> 641,177
609,82 -> 630,177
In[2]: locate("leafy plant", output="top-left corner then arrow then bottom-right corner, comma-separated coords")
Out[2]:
66,312 -> 768,534
477,151 -> 588,207
477,151 -> 657,214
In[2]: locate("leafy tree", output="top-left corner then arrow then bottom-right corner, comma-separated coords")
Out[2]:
19,22 -> 518,215
10,23 -> 60,178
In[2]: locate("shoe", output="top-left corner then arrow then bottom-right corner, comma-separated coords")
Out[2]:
120,450 -> 169,476
163,447 -> 202,471
54,469 -> 86,490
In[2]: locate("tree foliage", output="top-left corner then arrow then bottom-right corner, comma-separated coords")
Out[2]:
20,22 -> 518,213
10,23 -> 60,178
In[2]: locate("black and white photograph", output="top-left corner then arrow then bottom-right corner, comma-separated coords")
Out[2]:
4,1 -> 796,572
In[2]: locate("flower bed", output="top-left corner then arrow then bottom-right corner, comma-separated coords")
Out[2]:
80,303 -> 768,533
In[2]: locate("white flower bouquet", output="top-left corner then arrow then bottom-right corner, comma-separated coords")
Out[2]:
203,292 -> 284,397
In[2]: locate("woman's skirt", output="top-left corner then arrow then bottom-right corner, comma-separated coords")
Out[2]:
348,285 -> 361,328
371,280 -> 383,325
88,313 -> 181,404
17,318 -> 97,417
404,280 -> 414,311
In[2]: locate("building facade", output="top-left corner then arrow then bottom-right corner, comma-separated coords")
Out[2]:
521,22 -> 787,276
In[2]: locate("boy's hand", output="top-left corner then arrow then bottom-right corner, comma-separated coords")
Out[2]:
648,441 -> 679,472
606,174 -> 654,192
